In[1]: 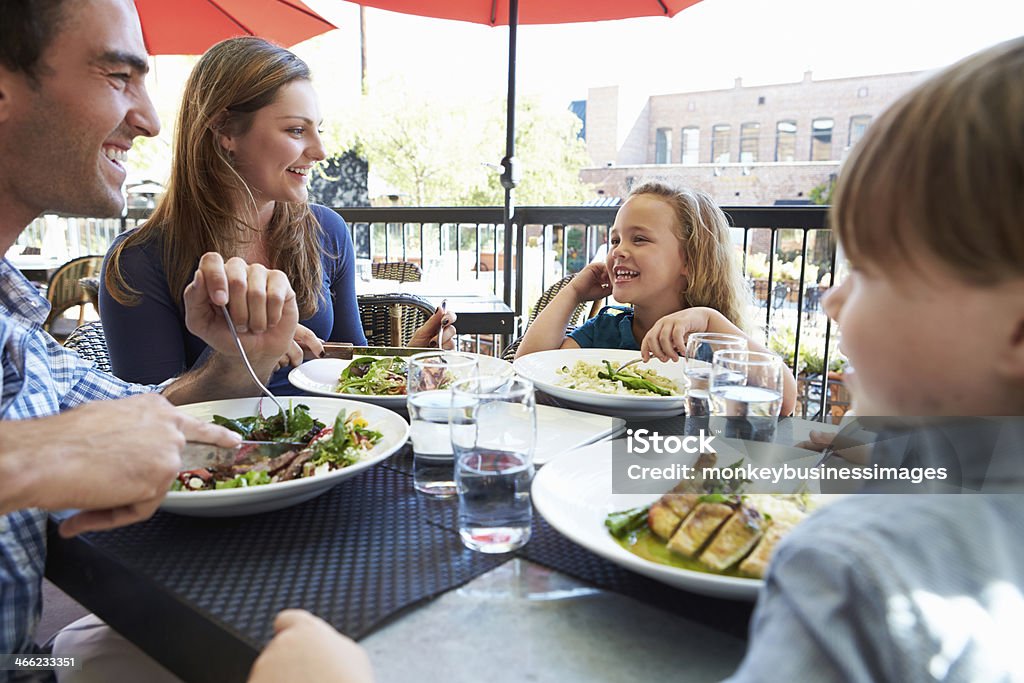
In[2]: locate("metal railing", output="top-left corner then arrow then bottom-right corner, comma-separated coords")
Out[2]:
14,205 -> 841,420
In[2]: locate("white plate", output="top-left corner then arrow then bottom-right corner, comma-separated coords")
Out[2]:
532,440 -> 763,600
163,397 -> 409,517
513,349 -> 688,419
289,354 -> 514,408
534,404 -> 625,466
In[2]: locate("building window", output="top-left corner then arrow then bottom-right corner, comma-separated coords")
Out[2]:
655,127 -> 672,164
775,120 -> 796,162
857,87 -> 869,98
810,117 -> 834,161
681,127 -> 699,165
757,96 -> 766,105
848,115 -> 871,147
711,124 -> 731,163
739,122 -> 760,163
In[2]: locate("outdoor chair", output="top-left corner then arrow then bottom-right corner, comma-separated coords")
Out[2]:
763,281 -> 789,311
371,261 -> 422,283
357,293 -> 435,347
43,255 -> 104,332
500,274 -> 591,361
63,320 -> 112,374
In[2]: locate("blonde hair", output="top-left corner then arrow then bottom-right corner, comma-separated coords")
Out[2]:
106,37 -> 325,317
627,180 -> 750,332
834,36 -> 1024,284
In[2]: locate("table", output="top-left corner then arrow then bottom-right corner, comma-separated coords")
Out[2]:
6,254 -> 62,283
45,414 -> 803,682
356,279 -> 516,337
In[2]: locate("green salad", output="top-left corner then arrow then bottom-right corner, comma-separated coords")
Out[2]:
335,356 -> 409,396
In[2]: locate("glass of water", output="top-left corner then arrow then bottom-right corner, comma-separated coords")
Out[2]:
450,376 -> 536,554
407,351 -> 480,497
709,350 -> 785,443
684,333 -> 748,419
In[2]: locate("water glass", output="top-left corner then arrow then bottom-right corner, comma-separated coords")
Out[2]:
450,376 -> 536,554
407,351 -> 480,497
684,333 -> 748,418
709,350 -> 785,443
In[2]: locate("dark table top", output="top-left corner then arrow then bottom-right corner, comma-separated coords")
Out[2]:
45,414 -> 773,683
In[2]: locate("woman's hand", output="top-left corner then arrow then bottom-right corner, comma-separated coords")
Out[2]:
275,324 -> 325,371
568,262 -> 612,302
408,307 -> 458,349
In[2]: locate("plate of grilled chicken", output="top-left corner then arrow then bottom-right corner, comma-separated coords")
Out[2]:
532,439 -> 832,599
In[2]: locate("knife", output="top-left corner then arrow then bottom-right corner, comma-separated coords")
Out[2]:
321,343 -> 432,360
180,441 -> 305,471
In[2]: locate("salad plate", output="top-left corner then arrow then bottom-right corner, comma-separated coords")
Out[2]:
289,353 -> 513,408
513,349 -> 689,419
163,397 -> 409,517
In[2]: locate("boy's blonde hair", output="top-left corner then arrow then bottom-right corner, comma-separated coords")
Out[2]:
628,180 -> 750,332
834,37 -> 1024,284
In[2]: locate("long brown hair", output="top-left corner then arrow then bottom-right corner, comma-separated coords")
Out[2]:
627,180 -> 751,332
106,37 -> 325,317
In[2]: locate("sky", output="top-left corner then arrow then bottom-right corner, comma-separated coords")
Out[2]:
295,0 -> 1023,108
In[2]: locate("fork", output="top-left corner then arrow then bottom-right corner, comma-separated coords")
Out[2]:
613,357 -> 644,373
220,305 -> 288,430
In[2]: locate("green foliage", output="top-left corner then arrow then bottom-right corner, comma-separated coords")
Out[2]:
745,253 -> 818,283
809,177 -> 836,205
356,80 -> 592,206
768,322 -> 847,375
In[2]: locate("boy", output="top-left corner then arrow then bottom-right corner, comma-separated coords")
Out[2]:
724,37 -> 1024,682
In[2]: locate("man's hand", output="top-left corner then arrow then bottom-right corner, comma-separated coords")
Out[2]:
183,253 -> 298,370
408,308 -> 458,349
0,394 -> 241,536
249,610 -> 374,683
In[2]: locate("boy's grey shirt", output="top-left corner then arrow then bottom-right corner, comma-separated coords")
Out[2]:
723,494 -> 1024,682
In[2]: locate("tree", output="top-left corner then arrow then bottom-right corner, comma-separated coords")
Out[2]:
357,81 -> 592,206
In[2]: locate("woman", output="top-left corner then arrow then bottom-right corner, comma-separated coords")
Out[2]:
101,38 -> 454,394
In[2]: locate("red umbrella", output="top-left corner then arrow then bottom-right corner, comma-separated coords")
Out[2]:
352,0 -> 700,25
343,0 -> 703,309
134,0 -> 337,55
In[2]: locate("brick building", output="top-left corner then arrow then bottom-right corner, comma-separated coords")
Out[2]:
578,70 -> 927,205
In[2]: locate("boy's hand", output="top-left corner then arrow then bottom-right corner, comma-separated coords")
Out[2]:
569,262 -> 612,302
249,610 -> 374,683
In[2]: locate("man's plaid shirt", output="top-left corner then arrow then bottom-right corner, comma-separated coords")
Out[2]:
0,259 -> 152,667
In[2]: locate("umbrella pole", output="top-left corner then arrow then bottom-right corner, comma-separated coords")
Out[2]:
501,0 -> 521,342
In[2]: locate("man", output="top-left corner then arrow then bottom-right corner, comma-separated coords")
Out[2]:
0,0 -> 298,671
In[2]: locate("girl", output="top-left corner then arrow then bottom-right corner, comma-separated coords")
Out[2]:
101,38 -> 454,395
516,180 -> 796,415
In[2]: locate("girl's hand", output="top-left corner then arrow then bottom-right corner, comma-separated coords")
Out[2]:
568,262 -> 612,302
640,309 -> 714,362
275,324 -> 324,371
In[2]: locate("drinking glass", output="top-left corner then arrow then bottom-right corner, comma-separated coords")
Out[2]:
450,376 -> 536,553
407,351 -> 480,497
709,350 -> 785,443
684,333 -> 747,436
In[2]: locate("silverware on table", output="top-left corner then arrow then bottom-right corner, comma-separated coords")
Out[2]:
613,357 -> 645,373
220,305 -> 288,429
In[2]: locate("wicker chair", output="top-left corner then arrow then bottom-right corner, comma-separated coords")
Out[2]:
63,320 -> 112,374
501,274 -> 590,361
371,261 -> 422,283
43,255 -> 104,331
357,293 -> 435,347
